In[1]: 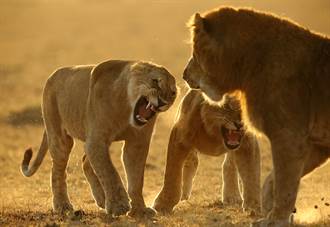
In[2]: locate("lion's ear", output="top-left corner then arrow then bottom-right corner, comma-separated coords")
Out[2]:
191,13 -> 210,34
194,13 -> 203,27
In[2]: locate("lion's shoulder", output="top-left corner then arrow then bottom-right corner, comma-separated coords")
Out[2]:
90,60 -> 132,86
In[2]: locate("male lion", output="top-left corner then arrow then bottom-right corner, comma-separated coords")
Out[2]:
20,60 -> 177,218
153,90 -> 260,214
183,7 -> 330,227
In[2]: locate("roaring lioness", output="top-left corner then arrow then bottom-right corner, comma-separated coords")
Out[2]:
21,60 -> 177,218
153,90 -> 260,213
184,7 -> 330,227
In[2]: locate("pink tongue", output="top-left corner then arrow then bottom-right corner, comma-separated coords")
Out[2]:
227,131 -> 240,142
139,105 -> 152,119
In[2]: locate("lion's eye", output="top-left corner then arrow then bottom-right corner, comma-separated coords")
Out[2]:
152,79 -> 160,89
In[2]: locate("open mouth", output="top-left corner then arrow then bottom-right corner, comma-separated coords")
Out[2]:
133,96 -> 158,126
221,126 -> 244,150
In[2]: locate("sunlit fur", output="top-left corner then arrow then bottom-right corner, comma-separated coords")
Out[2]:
20,60 -> 177,218
153,90 -> 260,214
184,6 -> 330,227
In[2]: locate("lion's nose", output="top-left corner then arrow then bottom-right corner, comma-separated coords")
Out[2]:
234,122 -> 243,130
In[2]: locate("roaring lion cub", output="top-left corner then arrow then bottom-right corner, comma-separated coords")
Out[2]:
20,60 -> 177,218
184,7 -> 330,227
153,90 -> 260,213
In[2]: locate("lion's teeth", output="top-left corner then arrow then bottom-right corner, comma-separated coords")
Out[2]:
146,102 -> 151,110
136,115 -> 148,123
228,141 -> 239,145
151,105 -> 156,112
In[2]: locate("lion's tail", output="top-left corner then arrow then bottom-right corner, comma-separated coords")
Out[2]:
21,130 -> 48,177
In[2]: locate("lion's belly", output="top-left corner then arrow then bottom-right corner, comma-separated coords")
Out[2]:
194,134 -> 227,156
309,94 -> 330,147
309,112 -> 330,147
200,147 -> 226,156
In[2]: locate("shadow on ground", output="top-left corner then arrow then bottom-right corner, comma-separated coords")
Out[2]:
4,106 -> 43,126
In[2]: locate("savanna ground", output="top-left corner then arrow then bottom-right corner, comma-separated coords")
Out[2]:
0,0 -> 330,226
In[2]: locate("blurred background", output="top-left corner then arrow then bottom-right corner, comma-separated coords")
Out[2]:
0,0 -> 329,226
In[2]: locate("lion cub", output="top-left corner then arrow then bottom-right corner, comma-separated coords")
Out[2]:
20,60 -> 177,218
153,90 -> 260,213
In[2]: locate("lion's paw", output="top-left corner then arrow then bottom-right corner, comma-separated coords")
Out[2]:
223,196 -> 243,206
153,201 -> 173,215
53,201 -> 74,215
128,207 -> 156,219
107,198 -> 130,217
243,200 -> 261,216
93,191 -> 105,209
250,218 -> 290,227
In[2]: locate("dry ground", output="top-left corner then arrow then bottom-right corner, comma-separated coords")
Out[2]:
0,0 -> 329,226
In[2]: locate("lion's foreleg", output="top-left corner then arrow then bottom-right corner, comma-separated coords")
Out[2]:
82,155 -> 105,208
181,150 -> 199,200
153,126 -> 192,213
222,152 -> 242,206
258,133 -> 309,226
122,134 -> 155,218
234,135 -> 261,213
261,171 -> 274,216
85,135 -> 130,216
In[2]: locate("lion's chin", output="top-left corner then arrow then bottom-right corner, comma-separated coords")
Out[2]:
201,89 -> 223,102
133,96 -> 157,126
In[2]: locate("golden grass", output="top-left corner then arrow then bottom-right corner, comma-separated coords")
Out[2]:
0,0 -> 329,226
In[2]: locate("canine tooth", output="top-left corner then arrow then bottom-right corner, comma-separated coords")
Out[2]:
151,105 -> 156,112
159,97 -> 169,105
146,102 -> 151,109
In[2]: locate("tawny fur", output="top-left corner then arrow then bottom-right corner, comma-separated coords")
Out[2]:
20,60 -> 177,218
153,90 -> 261,214
184,7 -> 330,227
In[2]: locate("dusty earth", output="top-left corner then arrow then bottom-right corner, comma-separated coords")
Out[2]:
0,0 -> 329,226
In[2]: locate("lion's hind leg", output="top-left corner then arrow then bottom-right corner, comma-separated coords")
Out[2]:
48,132 -> 74,214
181,150 -> 199,200
82,155 -> 105,209
42,89 -> 75,214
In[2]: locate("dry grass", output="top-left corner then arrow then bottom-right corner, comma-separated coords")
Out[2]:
0,0 -> 329,226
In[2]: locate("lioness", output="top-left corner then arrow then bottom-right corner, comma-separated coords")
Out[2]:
184,7 -> 330,227
153,90 -> 260,213
21,60 -> 177,218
